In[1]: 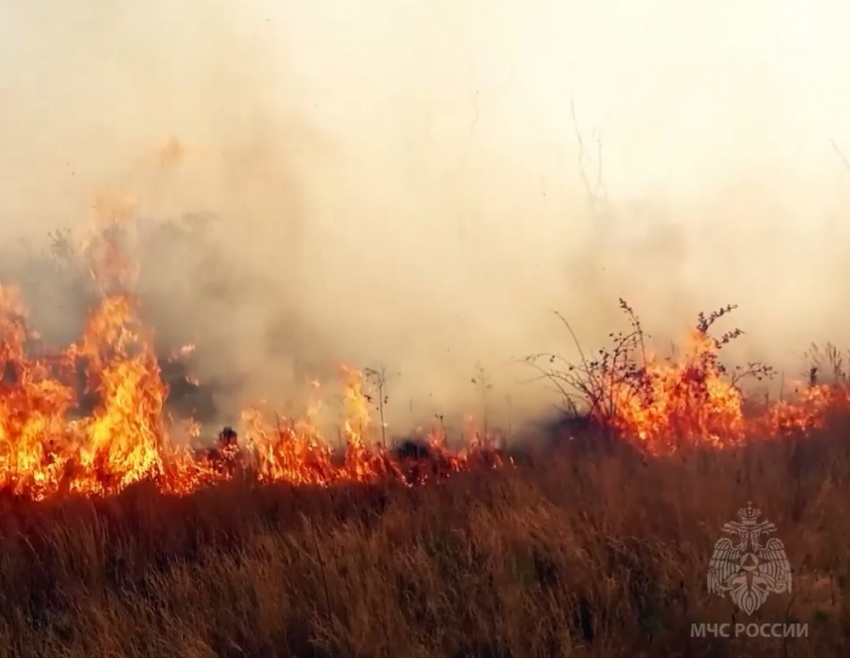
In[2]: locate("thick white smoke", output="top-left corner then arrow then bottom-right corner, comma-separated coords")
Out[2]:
1,0 -> 849,432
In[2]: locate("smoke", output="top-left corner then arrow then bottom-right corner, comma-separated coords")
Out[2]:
1,0 -> 850,432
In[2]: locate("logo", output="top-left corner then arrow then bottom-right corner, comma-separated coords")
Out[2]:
707,502 -> 792,615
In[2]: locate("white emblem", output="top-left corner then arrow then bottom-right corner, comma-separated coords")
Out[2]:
707,501 -> 792,615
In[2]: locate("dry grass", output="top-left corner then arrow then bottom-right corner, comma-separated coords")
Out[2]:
0,428 -> 848,658
1,226 -> 848,655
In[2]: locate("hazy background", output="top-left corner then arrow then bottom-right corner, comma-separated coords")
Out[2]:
1,0 -> 849,432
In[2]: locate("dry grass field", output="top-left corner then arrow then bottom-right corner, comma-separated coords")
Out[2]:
0,428 -> 847,658
0,223 -> 848,657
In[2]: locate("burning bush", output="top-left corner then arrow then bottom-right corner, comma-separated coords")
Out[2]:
2,214 -> 850,504
526,299 -> 848,453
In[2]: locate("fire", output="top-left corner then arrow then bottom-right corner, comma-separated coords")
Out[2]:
599,328 -> 849,453
0,220 -> 504,501
1,205 -> 845,499
0,282 -> 504,500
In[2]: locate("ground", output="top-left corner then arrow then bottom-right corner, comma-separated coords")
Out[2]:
0,425 -> 846,658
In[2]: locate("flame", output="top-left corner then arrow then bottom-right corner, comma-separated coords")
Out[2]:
2,207 -> 845,499
599,329 -> 849,453
0,224 -> 504,501
0,283 -> 505,500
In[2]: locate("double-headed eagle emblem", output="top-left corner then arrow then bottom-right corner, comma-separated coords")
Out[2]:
707,501 -> 792,615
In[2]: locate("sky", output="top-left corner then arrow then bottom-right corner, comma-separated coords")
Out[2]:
1,0 -> 849,428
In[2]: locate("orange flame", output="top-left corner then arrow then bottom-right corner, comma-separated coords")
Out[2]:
0,221 -> 504,500
599,329 -> 848,453
2,209 -> 844,499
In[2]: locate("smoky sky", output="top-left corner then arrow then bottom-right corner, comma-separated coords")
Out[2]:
1,0 -> 850,431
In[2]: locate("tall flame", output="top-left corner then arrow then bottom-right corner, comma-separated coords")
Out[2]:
1,205 -> 847,499
599,329 -> 848,453
0,280 -> 505,501
0,207 -> 504,501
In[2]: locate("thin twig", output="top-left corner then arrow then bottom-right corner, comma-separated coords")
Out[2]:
830,138 -> 850,174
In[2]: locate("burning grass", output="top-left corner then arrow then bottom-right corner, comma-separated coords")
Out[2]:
0,226 -> 505,500
3,217 -> 850,655
1,431 -> 850,657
